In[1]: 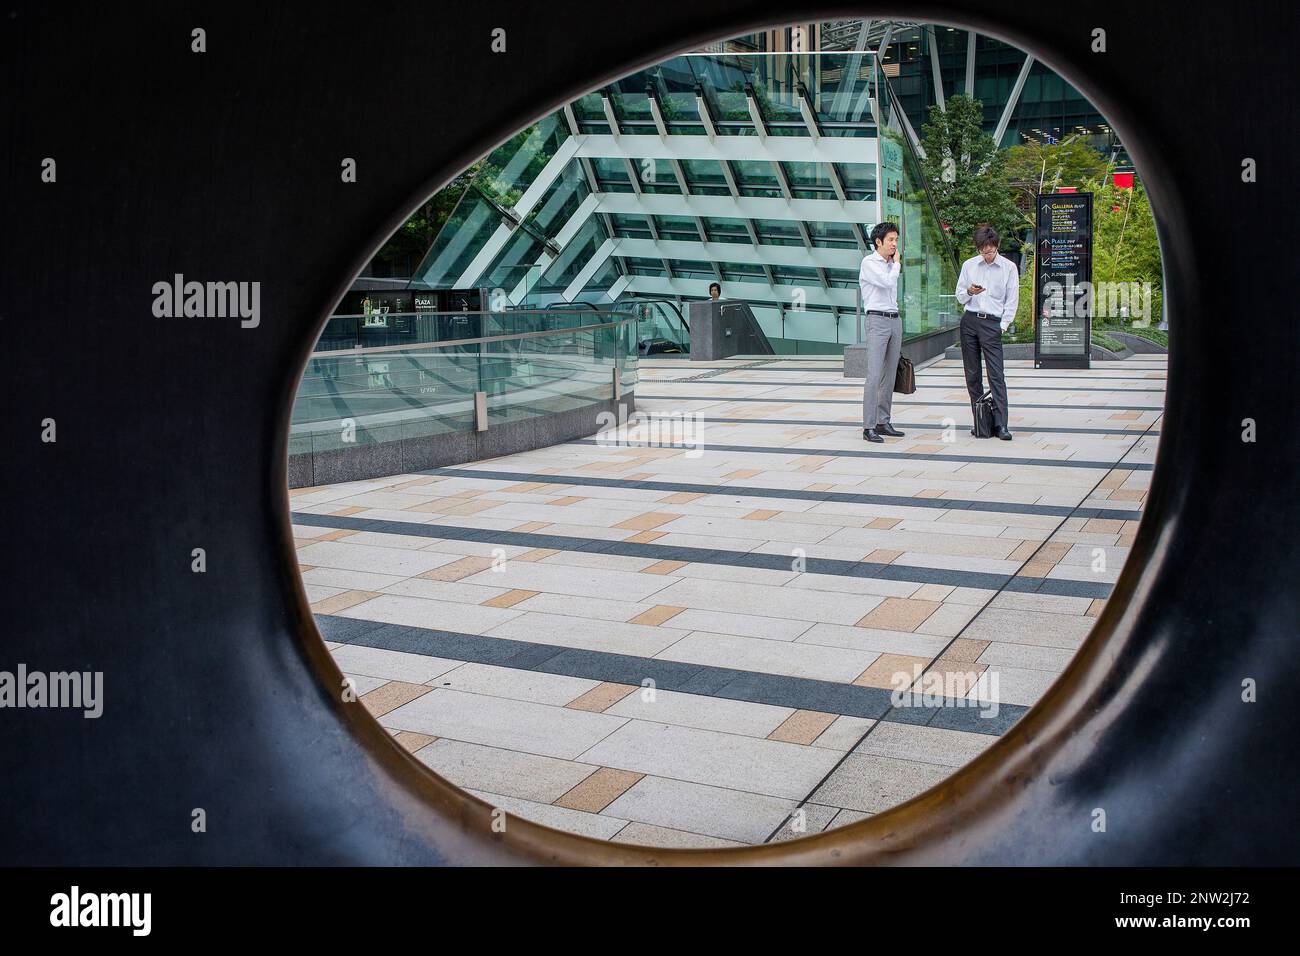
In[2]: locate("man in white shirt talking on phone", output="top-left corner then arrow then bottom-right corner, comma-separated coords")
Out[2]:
858,221 -> 904,443
955,224 -> 1018,440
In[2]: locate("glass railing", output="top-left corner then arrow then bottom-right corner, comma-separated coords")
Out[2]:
310,309 -> 622,353
289,314 -> 638,459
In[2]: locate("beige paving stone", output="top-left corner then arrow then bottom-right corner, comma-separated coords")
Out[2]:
941,638 -> 991,662
925,659 -> 988,696
546,496 -> 587,506
332,506 -> 366,516
911,583 -> 955,602
417,555 -> 496,581
853,653 -> 933,690
806,482 -> 835,491
614,512 -> 680,531
868,517 -> 901,530
514,548 -> 560,562
659,492 -> 704,503
1008,540 -> 1040,562
361,681 -> 433,718
856,597 -> 942,632
865,548 -> 905,563
553,768 -> 644,812
744,509 -> 781,520
915,489 -> 946,498
311,589 -> 382,615
628,605 -> 686,626
566,682 -> 638,712
481,589 -> 539,609
909,444 -> 947,453
394,731 -> 437,752
1084,518 -> 1125,533
625,530 -> 667,543
768,710 -> 839,745
643,559 -> 687,574
726,469 -> 762,479
1086,599 -> 1106,618
317,529 -> 356,542
512,521 -> 550,532
1018,559 -> 1054,577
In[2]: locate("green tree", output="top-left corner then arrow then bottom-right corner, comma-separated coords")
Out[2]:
1002,137 -> 1112,225
919,94 -> 1021,259
371,163 -> 480,275
1085,174 -> 1163,326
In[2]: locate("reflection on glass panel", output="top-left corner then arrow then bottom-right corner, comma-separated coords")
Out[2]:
636,158 -> 681,193
410,189 -> 505,289
732,159 -> 782,197
836,162 -> 877,201
667,259 -> 714,278
610,214 -> 652,238
876,61 -> 961,340
477,112 -> 569,208
652,215 -> 699,240
807,220 -> 858,248
537,219 -> 605,292
523,163 -> 589,239
703,217 -> 750,243
625,257 -> 666,276
754,219 -> 802,245
681,158 -> 727,193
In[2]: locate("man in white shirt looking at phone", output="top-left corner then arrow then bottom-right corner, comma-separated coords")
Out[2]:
955,224 -> 1018,440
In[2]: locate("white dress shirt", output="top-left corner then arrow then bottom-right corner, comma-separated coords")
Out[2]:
858,251 -> 900,313
956,253 -> 1019,330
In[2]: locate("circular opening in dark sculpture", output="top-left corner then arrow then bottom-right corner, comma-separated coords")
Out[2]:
284,15 -> 1176,863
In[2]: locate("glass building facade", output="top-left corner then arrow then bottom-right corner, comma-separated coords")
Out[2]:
407,45 -> 962,354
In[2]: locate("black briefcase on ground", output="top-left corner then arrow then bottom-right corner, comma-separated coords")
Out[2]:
973,391 -> 996,438
893,356 -> 916,394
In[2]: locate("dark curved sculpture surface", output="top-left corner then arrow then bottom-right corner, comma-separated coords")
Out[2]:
2,1 -> 1296,865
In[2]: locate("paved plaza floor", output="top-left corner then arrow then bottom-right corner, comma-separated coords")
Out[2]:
290,354 -> 1165,848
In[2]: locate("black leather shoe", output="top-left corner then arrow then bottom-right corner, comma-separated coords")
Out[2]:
996,426 -> 1013,441
863,428 -> 884,443
876,423 -> 905,437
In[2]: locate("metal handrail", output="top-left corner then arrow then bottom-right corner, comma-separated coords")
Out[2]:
308,315 -> 636,359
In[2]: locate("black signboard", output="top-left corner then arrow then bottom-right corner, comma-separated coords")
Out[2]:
1034,192 -> 1093,368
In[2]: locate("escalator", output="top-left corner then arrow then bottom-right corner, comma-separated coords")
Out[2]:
611,298 -> 691,356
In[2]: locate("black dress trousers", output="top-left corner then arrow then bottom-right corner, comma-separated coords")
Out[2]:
959,310 -> 1009,428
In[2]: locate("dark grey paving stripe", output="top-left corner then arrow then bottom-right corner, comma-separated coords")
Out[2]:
639,394 -> 1163,411
641,379 -> 1167,392
416,465 -> 1144,520
294,510 -> 1117,599
571,438 -> 1155,472
639,414 -> 1161,437
319,614 -> 1028,732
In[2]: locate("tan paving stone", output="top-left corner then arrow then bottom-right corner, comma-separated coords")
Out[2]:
940,638 -> 990,662
725,469 -> 762,479
482,589 -> 539,608
743,509 -> 781,520
417,555 -> 496,580
553,768 -> 644,812
912,584 -> 955,602
565,682 -> 637,712
624,531 -> 667,543
614,512 -> 679,531
361,681 -> 432,718
642,559 -> 687,574
1086,599 -> 1106,618
628,605 -> 686,626
853,654 -> 933,690
768,710 -> 838,745
311,589 -> 381,615
659,492 -> 704,504
512,521 -> 550,532
546,496 -> 587,506
393,731 -> 437,752
866,549 -> 905,563
868,517 -> 901,530
856,598 -> 942,632
514,548 -> 560,562
332,506 -> 366,516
